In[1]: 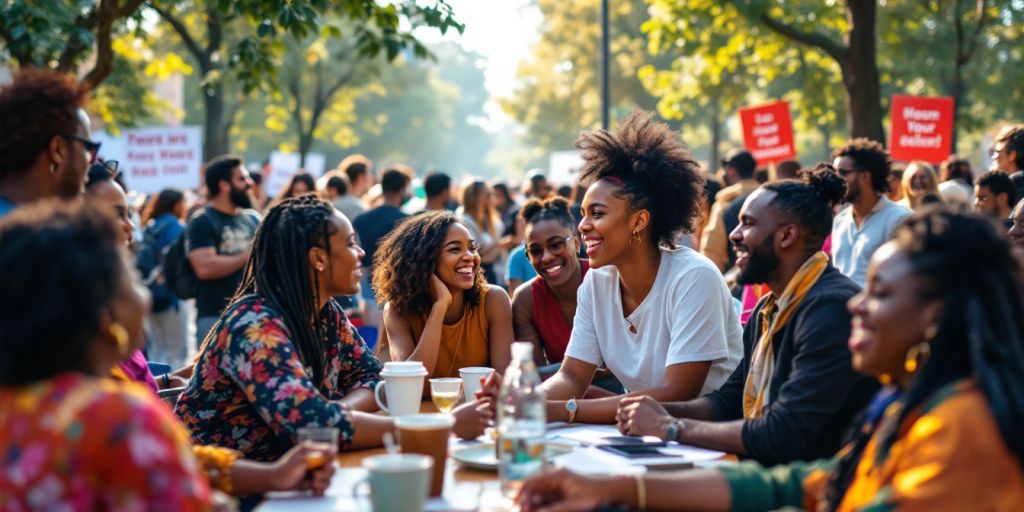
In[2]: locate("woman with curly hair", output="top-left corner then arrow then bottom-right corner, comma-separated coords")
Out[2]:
516,207 -> 1024,512
375,210 -> 514,383
482,110 -> 742,424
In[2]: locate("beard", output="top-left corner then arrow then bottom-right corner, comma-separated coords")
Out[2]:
736,237 -> 780,286
230,186 -> 253,209
844,180 -> 861,203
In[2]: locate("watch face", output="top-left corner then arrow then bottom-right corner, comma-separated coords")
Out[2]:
566,399 -> 577,412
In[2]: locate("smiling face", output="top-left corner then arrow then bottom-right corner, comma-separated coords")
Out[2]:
87,180 -> 134,247
847,242 -> 942,379
434,223 -> 481,290
525,218 -> 580,288
578,179 -> 646,268
313,212 -> 365,297
730,189 -> 783,286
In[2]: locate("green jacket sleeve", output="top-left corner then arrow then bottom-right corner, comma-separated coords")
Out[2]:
719,458 -> 836,512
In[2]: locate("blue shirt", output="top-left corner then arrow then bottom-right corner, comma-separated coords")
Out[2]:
505,245 -> 537,285
831,196 -> 911,288
0,197 -> 15,219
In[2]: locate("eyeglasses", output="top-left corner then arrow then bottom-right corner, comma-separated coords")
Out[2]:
87,160 -> 120,182
526,235 -> 574,259
64,134 -> 102,164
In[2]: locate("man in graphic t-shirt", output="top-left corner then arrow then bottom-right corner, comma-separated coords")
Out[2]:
186,155 -> 260,345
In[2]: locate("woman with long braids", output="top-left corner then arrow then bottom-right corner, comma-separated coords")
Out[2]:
375,210 -> 514,380
515,207 -> 1024,511
176,196 -> 492,461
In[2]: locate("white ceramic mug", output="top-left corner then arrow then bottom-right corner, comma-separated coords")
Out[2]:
374,361 -> 428,417
353,454 -> 433,512
459,366 -> 494,403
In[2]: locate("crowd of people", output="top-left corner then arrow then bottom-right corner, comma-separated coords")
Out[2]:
1,67 -> 1023,511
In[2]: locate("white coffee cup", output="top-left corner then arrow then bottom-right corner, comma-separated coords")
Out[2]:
374,361 -> 428,417
459,366 -> 494,402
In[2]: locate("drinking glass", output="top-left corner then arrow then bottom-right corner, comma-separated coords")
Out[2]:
429,378 -> 463,413
296,426 -> 339,470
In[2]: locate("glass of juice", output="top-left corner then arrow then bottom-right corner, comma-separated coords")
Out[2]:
296,426 -> 339,469
429,378 -> 463,414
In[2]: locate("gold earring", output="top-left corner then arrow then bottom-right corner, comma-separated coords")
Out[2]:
108,323 -> 130,355
904,342 -> 931,374
878,374 -> 893,385
629,230 -> 641,248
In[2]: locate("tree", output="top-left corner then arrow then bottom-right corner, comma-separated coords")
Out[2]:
501,0 -> 667,167
0,0 -> 146,89
151,0 -> 463,160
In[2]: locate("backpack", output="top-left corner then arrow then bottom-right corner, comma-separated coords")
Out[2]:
136,218 -> 177,311
164,208 -> 226,300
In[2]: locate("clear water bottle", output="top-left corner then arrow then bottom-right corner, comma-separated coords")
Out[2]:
497,342 -> 547,498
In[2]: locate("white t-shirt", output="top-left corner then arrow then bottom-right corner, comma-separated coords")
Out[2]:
564,247 -> 743,395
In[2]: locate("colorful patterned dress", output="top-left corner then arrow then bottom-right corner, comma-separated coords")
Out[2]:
0,373 -> 212,511
174,295 -> 383,461
722,380 -> 1024,511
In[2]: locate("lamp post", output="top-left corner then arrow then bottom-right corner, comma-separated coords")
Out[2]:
601,0 -> 610,130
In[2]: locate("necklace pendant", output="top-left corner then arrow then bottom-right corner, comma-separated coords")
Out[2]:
628,322 -> 637,334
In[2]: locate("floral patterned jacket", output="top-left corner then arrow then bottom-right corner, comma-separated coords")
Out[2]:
174,295 -> 383,461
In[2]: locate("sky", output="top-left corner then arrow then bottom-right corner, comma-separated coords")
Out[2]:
417,0 -> 542,131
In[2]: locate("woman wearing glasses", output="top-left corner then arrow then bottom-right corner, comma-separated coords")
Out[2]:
375,210 -> 514,379
510,197 -> 589,378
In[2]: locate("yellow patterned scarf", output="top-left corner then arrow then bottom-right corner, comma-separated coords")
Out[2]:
742,251 -> 830,419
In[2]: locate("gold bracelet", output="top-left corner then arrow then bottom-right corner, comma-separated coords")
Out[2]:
633,473 -> 646,510
193,445 -> 242,495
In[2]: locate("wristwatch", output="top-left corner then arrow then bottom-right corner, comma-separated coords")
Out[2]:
566,397 -> 578,424
664,418 -> 685,442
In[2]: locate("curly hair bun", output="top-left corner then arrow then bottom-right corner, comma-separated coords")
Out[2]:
521,196 -> 570,224
803,163 -> 847,208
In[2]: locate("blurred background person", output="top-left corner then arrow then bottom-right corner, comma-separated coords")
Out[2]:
1009,199 -> 1024,253
458,178 -> 505,285
898,161 -> 940,211
422,171 -> 453,212
353,167 -> 412,330
937,155 -> 974,207
702,149 -> 759,273
991,124 -> 1024,200
886,163 -> 906,203
335,154 -> 373,221
974,170 -> 1017,228
138,188 -> 191,368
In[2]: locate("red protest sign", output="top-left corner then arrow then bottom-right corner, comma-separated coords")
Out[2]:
889,95 -> 954,163
738,101 -> 797,165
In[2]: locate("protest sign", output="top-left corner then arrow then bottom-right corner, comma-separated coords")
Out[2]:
738,101 -> 797,165
266,151 -> 326,197
94,126 -> 202,194
889,95 -> 954,163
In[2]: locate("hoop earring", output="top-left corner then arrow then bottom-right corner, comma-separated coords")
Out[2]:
904,342 -> 931,374
629,230 -> 641,248
108,323 -> 130,356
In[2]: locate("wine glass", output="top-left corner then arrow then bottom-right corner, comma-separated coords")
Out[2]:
429,378 -> 463,414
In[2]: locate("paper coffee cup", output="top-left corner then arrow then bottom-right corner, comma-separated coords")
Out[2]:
374,361 -> 428,417
395,414 -> 456,497
357,454 -> 432,512
459,366 -> 494,402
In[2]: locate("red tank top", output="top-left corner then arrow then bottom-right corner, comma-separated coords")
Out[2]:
530,260 -> 589,364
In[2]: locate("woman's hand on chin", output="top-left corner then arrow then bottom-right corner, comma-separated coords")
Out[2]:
430,273 -> 453,308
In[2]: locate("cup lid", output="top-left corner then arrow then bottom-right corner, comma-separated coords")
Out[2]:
458,366 -> 494,374
381,361 -> 428,377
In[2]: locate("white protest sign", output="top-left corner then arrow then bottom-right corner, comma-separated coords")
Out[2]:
548,150 -> 584,187
94,126 -> 202,194
266,151 -> 326,197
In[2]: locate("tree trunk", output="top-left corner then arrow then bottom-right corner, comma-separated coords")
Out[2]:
841,0 -> 886,144
949,66 -> 964,154
204,79 -> 228,160
710,95 -> 722,172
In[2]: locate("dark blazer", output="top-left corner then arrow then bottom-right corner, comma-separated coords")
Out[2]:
704,265 -> 879,465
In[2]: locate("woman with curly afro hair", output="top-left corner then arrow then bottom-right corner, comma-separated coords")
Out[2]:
481,110 -> 743,425
374,210 -> 514,384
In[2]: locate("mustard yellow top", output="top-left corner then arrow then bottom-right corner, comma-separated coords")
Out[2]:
408,287 -> 491,379
723,380 -> 1024,512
